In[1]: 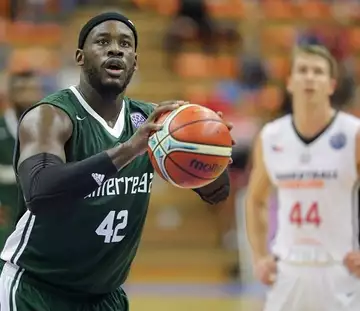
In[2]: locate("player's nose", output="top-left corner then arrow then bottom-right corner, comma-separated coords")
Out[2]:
107,43 -> 123,57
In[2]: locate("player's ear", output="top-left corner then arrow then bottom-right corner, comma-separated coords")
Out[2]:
329,78 -> 337,96
75,49 -> 84,66
286,77 -> 293,93
134,54 -> 138,71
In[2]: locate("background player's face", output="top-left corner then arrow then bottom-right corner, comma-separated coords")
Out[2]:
76,20 -> 137,94
287,53 -> 336,104
9,73 -> 42,114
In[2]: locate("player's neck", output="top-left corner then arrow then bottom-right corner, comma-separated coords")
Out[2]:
77,80 -> 124,123
292,101 -> 335,139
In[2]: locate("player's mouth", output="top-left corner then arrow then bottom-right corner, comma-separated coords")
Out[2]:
304,88 -> 315,94
104,59 -> 125,77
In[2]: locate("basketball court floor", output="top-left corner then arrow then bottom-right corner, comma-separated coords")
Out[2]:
126,283 -> 264,311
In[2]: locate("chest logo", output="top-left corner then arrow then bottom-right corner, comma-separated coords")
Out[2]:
329,132 -> 346,150
130,113 -> 147,129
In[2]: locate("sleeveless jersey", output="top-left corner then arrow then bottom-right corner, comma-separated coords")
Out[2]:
0,109 -> 18,249
1,86 -> 155,295
261,112 -> 360,261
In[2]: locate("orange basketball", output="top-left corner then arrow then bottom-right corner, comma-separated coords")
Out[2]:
147,104 -> 232,189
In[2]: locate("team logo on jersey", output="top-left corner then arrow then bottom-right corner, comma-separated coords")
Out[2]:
329,132 -> 346,150
130,113 -> 147,128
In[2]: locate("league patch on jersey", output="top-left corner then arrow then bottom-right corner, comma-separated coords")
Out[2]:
330,132 -> 346,150
130,113 -> 147,129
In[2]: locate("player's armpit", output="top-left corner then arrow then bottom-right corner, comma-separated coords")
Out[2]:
192,169 -> 230,205
245,134 -> 272,261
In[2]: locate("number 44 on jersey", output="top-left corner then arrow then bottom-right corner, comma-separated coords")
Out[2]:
289,202 -> 322,227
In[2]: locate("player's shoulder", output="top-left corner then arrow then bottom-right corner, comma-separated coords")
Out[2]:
337,111 -> 360,128
126,97 -> 155,118
39,88 -> 74,106
261,114 -> 292,138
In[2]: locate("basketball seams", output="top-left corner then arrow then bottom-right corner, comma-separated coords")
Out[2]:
156,138 -> 215,184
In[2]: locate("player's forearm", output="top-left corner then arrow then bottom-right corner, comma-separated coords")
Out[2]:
246,199 -> 269,261
17,142 -> 140,213
192,169 -> 230,204
106,140 -> 140,170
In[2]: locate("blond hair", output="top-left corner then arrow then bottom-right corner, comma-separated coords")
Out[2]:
292,45 -> 338,79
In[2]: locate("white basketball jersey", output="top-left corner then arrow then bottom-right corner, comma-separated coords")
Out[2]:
262,112 -> 360,261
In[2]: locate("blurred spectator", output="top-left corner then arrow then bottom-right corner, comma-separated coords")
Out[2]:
163,0 -> 216,67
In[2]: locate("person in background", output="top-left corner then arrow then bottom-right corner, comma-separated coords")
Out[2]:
0,70 -> 42,248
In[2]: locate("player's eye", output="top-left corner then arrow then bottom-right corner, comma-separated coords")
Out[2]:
97,39 -> 109,45
298,66 -> 307,74
314,68 -> 324,75
120,41 -> 131,48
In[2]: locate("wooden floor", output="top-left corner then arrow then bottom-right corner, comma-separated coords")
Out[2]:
126,284 -> 264,311
130,295 -> 263,311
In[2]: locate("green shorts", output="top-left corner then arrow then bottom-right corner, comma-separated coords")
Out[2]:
0,262 -> 129,311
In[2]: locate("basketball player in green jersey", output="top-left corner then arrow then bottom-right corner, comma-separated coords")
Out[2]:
0,12 -> 231,311
0,71 -> 42,249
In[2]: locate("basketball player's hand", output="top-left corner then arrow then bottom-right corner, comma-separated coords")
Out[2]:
344,252 -> 360,278
216,111 -> 235,164
129,100 -> 188,155
254,255 -> 277,286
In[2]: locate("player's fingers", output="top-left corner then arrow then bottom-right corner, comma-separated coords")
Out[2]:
216,111 -> 223,118
225,122 -> 233,130
145,122 -> 163,132
148,104 -> 179,121
159,100 -> 188,106
229,158 -> 233,164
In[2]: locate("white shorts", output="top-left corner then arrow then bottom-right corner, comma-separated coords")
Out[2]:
264,247 -> 360,311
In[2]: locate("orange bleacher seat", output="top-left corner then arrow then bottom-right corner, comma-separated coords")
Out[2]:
8,48 -> 59,73
206,0 -> 243,18
0,19 -> 7,43
261,25 -> 296,51
153,0 -> 179,16
297,0 -> 331,20
132,0 -> 152,9
266,55 -> 290,81
261,0 -> 294,20
0,0 -> 8,18
213,55 -> 237,79
348,27 -> 360,53
6,23 -> 62,46
174,53 -> 213,78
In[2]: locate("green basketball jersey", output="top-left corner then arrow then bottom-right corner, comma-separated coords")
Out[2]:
1,86 -> 155,295
0,109 -> 18,249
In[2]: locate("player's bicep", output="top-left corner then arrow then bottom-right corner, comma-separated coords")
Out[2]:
246,135 -> 272,205
18,104 -> 73,167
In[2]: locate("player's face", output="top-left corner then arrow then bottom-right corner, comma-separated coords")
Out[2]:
287,53 -> 336,104
76,20 -> 137,94
9,75 -> 42,112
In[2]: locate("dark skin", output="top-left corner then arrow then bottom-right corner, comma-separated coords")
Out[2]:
18,20 -> 231,201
